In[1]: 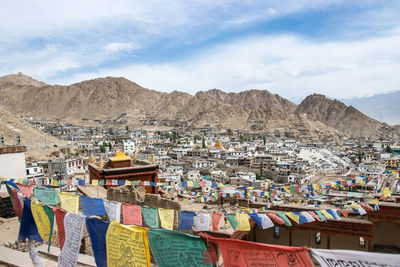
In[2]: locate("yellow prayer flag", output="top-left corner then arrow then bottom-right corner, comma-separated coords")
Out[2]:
218,183 -> 224,188
320,210 -> 333,219
50,179 -> 58,186
383,187 -> 391,198
312,184 -> 319,190
236,213 -> 250,231
284,212 -> 300,224
106,221 -> 150,267
16,178 -> 23,184
158,208 -> 174,230
368,198 -> 380,205
350,202 -> 361,210
58,192 -> 80,213
187,181 -> 193,188
31,201 -> 53,241
91,179 -> 99,185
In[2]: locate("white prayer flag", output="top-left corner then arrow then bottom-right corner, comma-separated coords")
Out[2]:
258,213 -> 274,229
195,212 -> 210,232
104,200 -> 121,223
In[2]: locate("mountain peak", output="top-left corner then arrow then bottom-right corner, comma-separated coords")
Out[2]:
0,72 -> 47,87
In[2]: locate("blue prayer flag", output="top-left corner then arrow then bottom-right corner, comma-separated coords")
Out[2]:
249,213 -> 263,229
78,180 -> 85,186
18,198 -> 42,243
86,218 -> 110,267
81,196 -> 106,217
179,211 -> 195,230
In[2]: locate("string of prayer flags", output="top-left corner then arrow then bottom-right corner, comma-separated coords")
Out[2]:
203,235 -> 313,267
59,192 -> 80,213
30,201 -> 53,243
148,229 -> 213,267
58,213 -> 85,267
308,211 -> 322,222
122,203 -> 142,226
81,196 -> 106,217
141,206 -> 159,228
277,213 -> 292,226
18,197 -> 43,243
326,209 -> 340,220
211,212 -> 222,232
195,212 -> 210,232
33,187 -> 58,205
53,208 -> 67,250
293,212 -> 308,225
179,211 -> 195,230
104,200 -> 121,223
285,212 -> 300,224
86,217 -> 110,267
300,211 -> 316,223
106,221 -> 151,267
158,208 -> 175,230
226,214 -> 238,230
320,210 -> 334,220
267,213 -> 285,225
314,211 -> 327,222
236,213 -> 251,231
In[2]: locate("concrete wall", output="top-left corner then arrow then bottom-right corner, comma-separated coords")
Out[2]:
0,152 -> 26,179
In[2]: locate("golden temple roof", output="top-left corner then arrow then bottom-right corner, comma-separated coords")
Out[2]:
109,149 -> 132,162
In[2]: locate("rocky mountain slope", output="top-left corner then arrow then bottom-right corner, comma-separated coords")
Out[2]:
0,106 -> 67,150
0,72 -> 47,87
0,73 -> 393,139
295,94 -> 383,137
341,91 -> 400,125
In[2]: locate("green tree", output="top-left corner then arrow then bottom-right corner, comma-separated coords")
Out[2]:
125,125 -> 129,132
260,160 -> 263,178
386,145 -> 393,153
358,150 -> 364,163
108,142 -> 112,151
99,143 -> 106,153
263,136 -> 266,145
202,137 -> 206,149
227,128 -> 232,135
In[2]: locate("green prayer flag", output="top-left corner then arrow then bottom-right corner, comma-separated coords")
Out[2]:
277,212 -> 292,226
315,210 -> 327,222
22,179 -> 29,185
226,214 -> 238,230
141,206 -> 159,228
99,179 -> 105,186
148,229 -> 212,267
42,204 -> 54,252
34,187 -> 58,205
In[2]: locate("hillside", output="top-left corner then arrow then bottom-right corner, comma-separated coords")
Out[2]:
295,94 -> 383,137
0,106 -> 67,150
0,72 -> 47,87
0,73 -> 394,139
341,91 -> 400,125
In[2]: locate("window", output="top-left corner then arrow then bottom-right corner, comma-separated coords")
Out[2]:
315,232 -> 321,244
274,227 -> 280,239
359,237 -> 365,248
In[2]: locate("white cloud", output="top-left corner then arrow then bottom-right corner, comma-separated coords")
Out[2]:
55,32 -> 400,99
103,42 -> 140,53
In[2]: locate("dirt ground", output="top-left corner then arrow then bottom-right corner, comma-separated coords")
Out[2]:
0,217 -> 20,245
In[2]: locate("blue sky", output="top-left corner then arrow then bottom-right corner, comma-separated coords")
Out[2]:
1,0 -> 399,100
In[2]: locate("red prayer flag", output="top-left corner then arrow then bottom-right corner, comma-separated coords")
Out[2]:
105,179 -> 112,186
338,208 -> 348,218
202,235 -> 313,267
361,203 -> 373,211
307,211 -> 321,222
66,179 -> 72,186
211,212 -> 222,232
267,213 -> 284,225
15,183 -> 33,198
29,179 -> 36,186
10,187 -> 23,218
53,208 -> 67,250
122,203 -> 142,226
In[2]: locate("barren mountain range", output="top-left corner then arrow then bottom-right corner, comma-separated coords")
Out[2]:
0,73 -> 398,139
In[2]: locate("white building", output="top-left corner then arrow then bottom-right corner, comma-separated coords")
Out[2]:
0,146 -> 27,183
186,170 -> 201,181
26,164 -> 44,179
123,140 -> 136,155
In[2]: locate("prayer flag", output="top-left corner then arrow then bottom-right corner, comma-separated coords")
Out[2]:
81,196 -> 106,217
179,211 -> 195,230
236,213 -> 250,231
104,200 -> 121,223
141,206 -> 159,228
53,208 -> 67,250
122,203 -> 142,226
211,212 -> 222,232
106,221 -> 150,267
18,197 -> 42,243
195,212 -> 210,232
59,192 -> 80,213
86,217 -> 110,267
158,208 -> 174,230
58,213 -> 85,267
